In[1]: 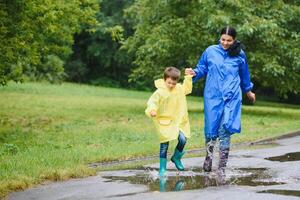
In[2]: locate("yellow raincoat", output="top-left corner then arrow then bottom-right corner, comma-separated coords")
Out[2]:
145,75 -> 193,143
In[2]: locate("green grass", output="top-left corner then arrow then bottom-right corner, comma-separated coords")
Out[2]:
0,82 -> 300,198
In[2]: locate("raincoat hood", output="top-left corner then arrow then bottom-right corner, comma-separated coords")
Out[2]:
154,79 -> 166,89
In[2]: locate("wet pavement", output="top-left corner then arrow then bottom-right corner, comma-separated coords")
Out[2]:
265,152 -> 300,162
8,135 -> 300,200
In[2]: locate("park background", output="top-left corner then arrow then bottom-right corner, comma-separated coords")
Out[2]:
0,0 -> 299,199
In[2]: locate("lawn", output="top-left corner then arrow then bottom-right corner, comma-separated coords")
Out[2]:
0,82 -> 299,198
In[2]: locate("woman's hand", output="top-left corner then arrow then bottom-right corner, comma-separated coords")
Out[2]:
246,91 -> 256,103
185,68 -> 196,76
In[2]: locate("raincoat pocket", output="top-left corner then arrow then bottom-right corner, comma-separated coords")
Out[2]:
157,117 -> 172,126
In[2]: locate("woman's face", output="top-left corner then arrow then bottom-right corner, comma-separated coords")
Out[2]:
220,34 -> 235,50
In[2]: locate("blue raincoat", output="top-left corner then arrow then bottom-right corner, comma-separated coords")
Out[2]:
193,44 -> 253,139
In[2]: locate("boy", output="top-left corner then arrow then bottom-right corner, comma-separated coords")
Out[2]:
145,67 -> 192,176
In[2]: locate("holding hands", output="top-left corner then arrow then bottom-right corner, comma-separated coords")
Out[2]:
185,68 -> 196,76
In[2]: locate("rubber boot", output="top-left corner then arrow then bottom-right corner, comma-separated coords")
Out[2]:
203,140 -> 216,172
171,148 -> 185,171
217,148 -> 229,184
174,180 -> 184,191
159,177 -> 167,192
159,158 -> 167,177
218,148 -> 229,172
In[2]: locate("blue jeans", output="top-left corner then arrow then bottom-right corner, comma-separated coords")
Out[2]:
205,115 -> 231,150
160,131 -> 186,158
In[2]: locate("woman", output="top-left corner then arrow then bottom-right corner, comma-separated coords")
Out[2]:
186,26 -> 256,174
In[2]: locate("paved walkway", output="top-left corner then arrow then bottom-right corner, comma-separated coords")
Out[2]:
8,135 -> 300,200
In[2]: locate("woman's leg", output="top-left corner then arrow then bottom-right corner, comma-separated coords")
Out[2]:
218,124 -> 231,151
159,142 -> 169,176
218,123 -> 231,173
203,137 -> 216,172
171,131 -> 186,171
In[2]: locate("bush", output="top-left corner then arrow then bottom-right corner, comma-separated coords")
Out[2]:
90,77 -> 120,88
65,59 -> 88,83
37,55 -> 66,83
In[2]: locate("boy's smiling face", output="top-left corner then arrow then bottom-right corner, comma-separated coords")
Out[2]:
165,78 -> 177,90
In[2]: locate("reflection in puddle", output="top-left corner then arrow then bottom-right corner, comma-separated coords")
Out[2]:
103,168 -> 285,192
265,152 -> 300,162
258,190 -> 300,197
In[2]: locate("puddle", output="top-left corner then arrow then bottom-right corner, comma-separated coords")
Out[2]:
105,191 -> 148,198
258,189 -> 300,197
265,152 -> 300,162
103,168 -> 285,192
230,168 -> 285,187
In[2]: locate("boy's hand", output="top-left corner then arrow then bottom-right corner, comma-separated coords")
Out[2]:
150,110 -> 157,117
246,91 -> 256,103
185,68 -> 196,76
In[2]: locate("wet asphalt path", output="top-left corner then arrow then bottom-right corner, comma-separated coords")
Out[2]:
8,135 -> 300,200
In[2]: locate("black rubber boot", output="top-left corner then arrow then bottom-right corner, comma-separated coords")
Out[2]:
217,148 -> 230,184
218,148 -> 230,174
203,141 -> 216,172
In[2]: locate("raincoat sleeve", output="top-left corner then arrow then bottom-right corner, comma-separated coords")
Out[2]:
145,90 -> 160,118
192,50 -> 208,83
239,52 -> 254,93
182,75 -> 193,95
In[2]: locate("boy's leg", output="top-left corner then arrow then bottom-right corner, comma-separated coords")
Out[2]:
159,142 -> 169,176
176,131 -> 187,152
171,131 -> 186,171
160,142 -> 169,159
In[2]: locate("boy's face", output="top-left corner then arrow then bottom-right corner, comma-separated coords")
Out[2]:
165,78 -> 177,90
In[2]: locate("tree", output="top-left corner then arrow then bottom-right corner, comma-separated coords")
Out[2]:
0,0 -> 99,85
123,0 -> 300,97
65,0 -> 134,87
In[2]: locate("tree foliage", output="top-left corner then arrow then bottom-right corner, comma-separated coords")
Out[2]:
66,0 -> 134,86
0,0 -> 99,85
1,0 -> 299,99
124,0 -> 300,97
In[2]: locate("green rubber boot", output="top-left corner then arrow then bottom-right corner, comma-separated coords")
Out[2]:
171,149 -> 185,171
159,158 -> 167,177
174,180 -> 185,191
159,177 -> 167,192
